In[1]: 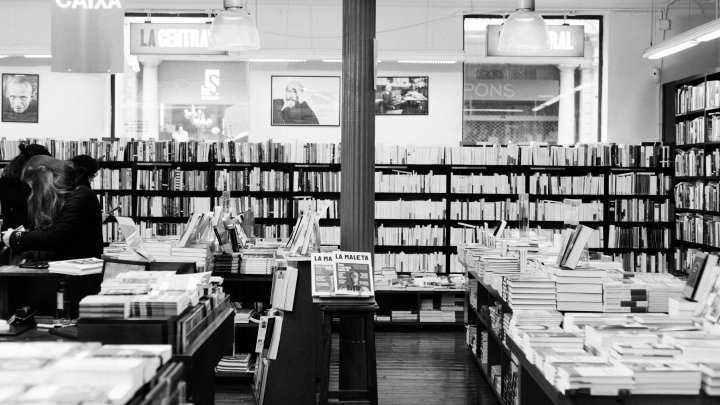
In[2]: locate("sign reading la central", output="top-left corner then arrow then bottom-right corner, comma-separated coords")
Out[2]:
129,23 -> 225,55
55,0 -> 122,9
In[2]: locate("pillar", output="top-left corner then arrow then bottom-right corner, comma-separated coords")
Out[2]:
141,58 -> 161,140
557,64 -> 577,145
579,65 -> 597,143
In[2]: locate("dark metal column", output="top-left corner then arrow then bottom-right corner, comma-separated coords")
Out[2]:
340,0 -> 376,254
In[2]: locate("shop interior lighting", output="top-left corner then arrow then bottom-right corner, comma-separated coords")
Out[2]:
497,0 -> 551,53
247,58 -> 307,63
643,18 -> 720,59
396,60 -> 457,64
24,55 -> 52,59
209,0 -> 260,51
322,59 -> 343,63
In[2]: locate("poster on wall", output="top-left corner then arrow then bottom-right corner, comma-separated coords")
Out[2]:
2,74 -> 39,123
375,76 -> 428,115
271,76 -> 340,126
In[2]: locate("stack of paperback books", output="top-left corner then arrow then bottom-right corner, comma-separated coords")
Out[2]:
625,363 -> 701,394
669,296 -> 698,318
79,295 -> 132,319
549,265 -> 609,312
539,350 -> 608,387
609,341 -> 684,364
700,364 -> 720,395
584,324 -> 659,353
603,278 -> 650,313
506,310 -> 563,338
215,353 -> 253,374
478,255 -> 520,291
503,274 -> 556,311
130,292 -> 191,317
391,310 -> 416,322
562,313 -> 637,333
240,249 -> 276,275
555,363 -> 634,395
212,253 -> 241,274
662,332 -> 720,362
48,258 -> 104,275
517,331 -> 584,354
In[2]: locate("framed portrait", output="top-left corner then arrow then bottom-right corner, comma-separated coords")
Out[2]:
2,74 -> 39,123
271,76 -> 340,126
375,76 -> 428,115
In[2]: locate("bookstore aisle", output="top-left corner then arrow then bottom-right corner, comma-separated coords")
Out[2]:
215,331 -> 498,405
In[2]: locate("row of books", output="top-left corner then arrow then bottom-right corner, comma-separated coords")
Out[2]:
375,171 -> 446,193
90,168 -> 133,190
676,213 -> 720,248
450,174 -> 527,194
224,197 -> 289,219
376,200 -> 446,219
135,197 -> 213,217
375,225 -> 445,246
317,226 -> 340,246
136,169 -> 209,192
608,173 -> 670,195
374,252 -> 449,274
675,117 -> 705,145
294,170 -> 341,192
215,169 -> 289,192
607,225 -> 670,249
708,113 -> 720,142
707,149 -> 720,177
676,149 -> 705,177
608,199 -> 670,222
97,194 -> 132,217
138,221 -> 187,238
0,139 -> 671,167
528,174 -> 604,195
676,82 -> 706,114
449,200 -> 604,222
675,181 -> 720,212
612,252 -> 670,273
295,199 -> 338,219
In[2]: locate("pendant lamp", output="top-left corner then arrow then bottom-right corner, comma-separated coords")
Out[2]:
208,0 -> 260,51
497,0 -> 550,53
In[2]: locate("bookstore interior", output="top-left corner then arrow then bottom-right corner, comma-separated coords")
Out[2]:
5,0 -> 720,404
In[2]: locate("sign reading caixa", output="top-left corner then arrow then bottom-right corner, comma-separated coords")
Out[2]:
487,25 -> 585,57
129,23 -> 226,55
55,0 -> 121,9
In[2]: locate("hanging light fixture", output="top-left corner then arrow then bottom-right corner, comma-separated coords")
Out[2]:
208,0 -> 260,51
497,0 -> 550,54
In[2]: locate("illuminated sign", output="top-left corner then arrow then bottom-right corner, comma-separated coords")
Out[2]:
486,25 -> 585,57
464,80 -> 559,101
55,0 -> 121,9
129,23 -> 226,55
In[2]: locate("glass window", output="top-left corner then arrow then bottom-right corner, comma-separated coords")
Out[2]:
463,16 -> 601,145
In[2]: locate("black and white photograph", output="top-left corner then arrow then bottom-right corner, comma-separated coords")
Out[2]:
375,76 -> 428,115
271,76 -> 340,126
2,74 -> 39,123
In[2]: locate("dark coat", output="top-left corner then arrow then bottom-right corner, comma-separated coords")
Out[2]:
0,175 -> 31,232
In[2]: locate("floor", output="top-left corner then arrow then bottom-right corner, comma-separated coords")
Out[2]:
215,329 -> 498,405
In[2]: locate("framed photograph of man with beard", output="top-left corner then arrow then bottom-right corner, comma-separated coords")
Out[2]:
271,76 -> 340,126
2,74 -> 39,123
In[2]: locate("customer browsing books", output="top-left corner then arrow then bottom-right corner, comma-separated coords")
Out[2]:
2,155 -> 103,261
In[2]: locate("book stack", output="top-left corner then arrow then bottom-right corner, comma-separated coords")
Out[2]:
489,304 -> 503,336
231,302 -> 254,324
478,256 -> 520,291
130,292 -> 191,317
419,310 -> 456,323
646,278 -> 686,313
627,363 -> 701,394
584,325 -> 659,354
662,332 -> 720,363
700,364 -> 720,395
602,278 -> 650,313
669,296 -> 699,318
562,313 -> 637,333
480,331 -> 489,365
79,295 -> 132,319
518,331 -> 584,355
538,349 -> 608,386
212,253 -> 241,274
441,294 -> 465,323
391,310 -> 416,322
609,341 -> 684,364
551,266 -> 607,312
555,363 -> 635,395
48,258 -> 104,275
99,271 -> 174,295
216,353 -> 253,374
240,249 -> 276,275
504,275 -> 556,311
507,310 -> 563,338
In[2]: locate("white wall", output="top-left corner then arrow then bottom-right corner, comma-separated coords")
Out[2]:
0,64 -> 109,140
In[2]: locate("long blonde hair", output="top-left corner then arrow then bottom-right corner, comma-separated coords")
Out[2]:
21,155 -> 76,229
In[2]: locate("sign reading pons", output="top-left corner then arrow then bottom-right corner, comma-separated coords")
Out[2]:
486,25 -> 585,57
464,80 -> 559,101
129,23 -> 226,55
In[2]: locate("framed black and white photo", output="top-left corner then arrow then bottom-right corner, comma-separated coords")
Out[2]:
2,74 -> 39,123
271,76 -> 340,126
375,76 -> 428,115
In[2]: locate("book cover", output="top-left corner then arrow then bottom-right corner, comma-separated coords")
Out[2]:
333,251 -> 374,297
311,252 -> 336,296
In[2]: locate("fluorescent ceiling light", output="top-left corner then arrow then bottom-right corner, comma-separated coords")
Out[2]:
643,18 -> 720,59
24,55 -> 52,58
208,0 -> 260,51
247,58 -> 306,63
497,0 -> 550,54
322,59 -> 342,63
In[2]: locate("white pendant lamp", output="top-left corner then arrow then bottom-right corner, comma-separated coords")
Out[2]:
208,0 -> 260,51
497,0 -> 550,53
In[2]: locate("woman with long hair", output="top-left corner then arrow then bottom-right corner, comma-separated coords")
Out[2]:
0,143 -> 51,232
2,155 -> 103,261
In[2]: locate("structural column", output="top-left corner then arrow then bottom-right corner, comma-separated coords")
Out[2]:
579,65 -> 597,143
557,64 -> 577,145
340,0 -> 375,253
141,58 -> 161,140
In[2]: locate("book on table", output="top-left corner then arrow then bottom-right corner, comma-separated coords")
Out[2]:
556,225 -> 595,270
48,257 -> 104,275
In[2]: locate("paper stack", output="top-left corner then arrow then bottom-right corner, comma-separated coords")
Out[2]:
216,353 -> 253,374
130,292 -> 191,317
518,331 -> 584,356
603,278 -> 650,313
609,341 -> 683,364
645,277 -> 686,313
99,271 -> 174,295
562,313 -> 637,333
584,324 -> 659,354
550,265 -> 607,312
555,363 -> 635,395
391,310 -> 416,322
79,295 -> 132,319
240,249 -> 276,275
662,332 -> 720,363
504,275 -> 556,311
627,363 -> 701,394
441,294 -> 465,323
669,296 -> 699,318
507,310 -> 563,338
538,349 -> 608,386
478,255 -> 521,291
699,364 -> 720,395
48,258 -> 104,276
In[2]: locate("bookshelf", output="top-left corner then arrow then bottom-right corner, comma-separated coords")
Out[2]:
664,67 -> 720,273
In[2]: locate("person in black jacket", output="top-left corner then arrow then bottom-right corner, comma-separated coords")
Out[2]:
2,155 -> 103,261
0,144 -> 51,232
70,154 -> 99,189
